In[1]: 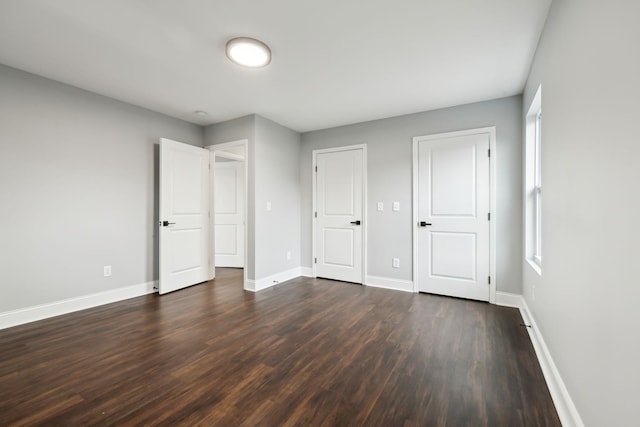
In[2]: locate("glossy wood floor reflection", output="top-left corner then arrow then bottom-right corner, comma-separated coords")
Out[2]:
0,268 -> 560,426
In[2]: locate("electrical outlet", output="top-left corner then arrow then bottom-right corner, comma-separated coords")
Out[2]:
286,251 -> 291,261
377,202 -> 384,211
103,265 -> 112,277
393,202 -> 400,211
266,201 -> 272,211
392,258 -> 400,268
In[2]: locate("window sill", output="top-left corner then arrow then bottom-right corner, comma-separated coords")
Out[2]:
527,259 -> 542,276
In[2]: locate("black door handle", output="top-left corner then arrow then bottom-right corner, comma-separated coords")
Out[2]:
350,220 -> 361,225
419,221 -> 432,227
162,221 -> 176,227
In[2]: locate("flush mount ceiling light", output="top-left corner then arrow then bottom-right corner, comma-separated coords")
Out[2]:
225,37 -> 271,68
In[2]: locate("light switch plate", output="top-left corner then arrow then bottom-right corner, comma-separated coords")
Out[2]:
377,202 -> 384,211
393,202 -> 400,211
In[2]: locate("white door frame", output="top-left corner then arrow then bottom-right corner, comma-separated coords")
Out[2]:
207,139 -> 249,290
412,127 -> 497,303
312,144 -> 367,283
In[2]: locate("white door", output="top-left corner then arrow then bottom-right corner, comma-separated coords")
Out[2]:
314,147 -> 364,284
159,138 -> 210,294
214,160 -> 244,267
416,132 -> 490,301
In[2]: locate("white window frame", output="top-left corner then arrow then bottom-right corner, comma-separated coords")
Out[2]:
526,86 -> 542,274
534,110 -> 542,265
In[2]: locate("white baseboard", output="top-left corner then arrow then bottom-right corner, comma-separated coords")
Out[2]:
0,281 -> 157,331
495,291 -> 524,309
300,267 -> 313,277
496,293 -> 584,427
365,275 -> 414,293
244,267 -> 302,292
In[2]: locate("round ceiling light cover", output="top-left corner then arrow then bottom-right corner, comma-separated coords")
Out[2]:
225,37 -> 271,68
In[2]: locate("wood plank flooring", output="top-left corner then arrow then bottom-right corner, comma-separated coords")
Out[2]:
0,268 -> 560,426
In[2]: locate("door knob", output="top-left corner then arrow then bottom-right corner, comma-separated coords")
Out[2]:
350,220 -> 361,225
419,221 -> 432,227
162,220 -> 176,227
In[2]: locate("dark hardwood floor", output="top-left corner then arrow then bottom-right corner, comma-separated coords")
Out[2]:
0,268 -> 560,426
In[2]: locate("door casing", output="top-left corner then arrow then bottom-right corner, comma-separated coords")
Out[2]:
312,144 -> 367,283
412,127 -> 497,303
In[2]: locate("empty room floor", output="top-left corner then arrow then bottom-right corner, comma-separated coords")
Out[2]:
0,268 -> 560,426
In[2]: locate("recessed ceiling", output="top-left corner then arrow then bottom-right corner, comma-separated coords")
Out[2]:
0,0 -> 551,132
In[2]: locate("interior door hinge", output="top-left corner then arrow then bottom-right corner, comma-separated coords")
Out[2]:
315,165 -> 317,172
314,211 -> 317,218
488,276 -> 491,284
488,149 -> 491,157
314,258 -> 317,264
488,212 -> 491,221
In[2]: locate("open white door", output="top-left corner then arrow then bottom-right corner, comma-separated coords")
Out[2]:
415,131 -> 491,301
314,146 -> 365,284
159,138 -> 210,295
214,159 -> 244,267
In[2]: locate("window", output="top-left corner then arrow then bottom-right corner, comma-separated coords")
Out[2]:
526,86 -> 542,273
533,110 -> 542,264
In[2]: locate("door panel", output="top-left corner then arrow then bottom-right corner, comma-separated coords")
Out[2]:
430,232 -> 476,280
431,143 -> 477,217
315,148 -> 364,284
214,160 -> 244,267
159,138 -> 210,295
417,133 -> 489,301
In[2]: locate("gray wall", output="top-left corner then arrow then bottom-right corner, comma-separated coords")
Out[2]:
522,0 -> 640,425
204,115 -> 256,280
301,96 -> 523,293
0,64 -> 203,313
254,116 -> 301,278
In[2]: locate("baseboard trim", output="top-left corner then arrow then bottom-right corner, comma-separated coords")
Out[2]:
300,267 -> 313,277
365,275 -> 414,293
244,267 -> 302,292
499,294 -> 584,427
0,281 -> 157,331
495,291 -> 524,309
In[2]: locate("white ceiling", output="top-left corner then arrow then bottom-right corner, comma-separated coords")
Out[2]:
0,0 -> 551,132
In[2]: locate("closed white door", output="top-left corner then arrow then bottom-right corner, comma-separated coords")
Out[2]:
315,148 -> 364,284
416,133 -> 490,301
214,160 -> 244,267
159,138 -> 210,295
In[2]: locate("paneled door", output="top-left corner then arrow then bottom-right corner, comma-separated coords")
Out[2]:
159,138 -> 210,294
214,160 -> 244,267
416,132 -> 490,301
314,147 -> 365,284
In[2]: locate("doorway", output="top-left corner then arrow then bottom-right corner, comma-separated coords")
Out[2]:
412,128 -> 496,302
209,140 -> 248,288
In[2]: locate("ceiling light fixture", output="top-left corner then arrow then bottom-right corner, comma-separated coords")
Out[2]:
194,110 -> 208,117
225,37 -> 271,68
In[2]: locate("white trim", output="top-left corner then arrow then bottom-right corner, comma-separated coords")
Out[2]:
412,127 -> 497,303
366,275 -> 414,293
527,258 -> 542,276
0,281 -> 157,330
311,144 -> 367,284
300,267 -> 314,277
207,139 -> 249,290
496,294 -> 584,427
244,267 -> 302,292
494,291 -> 523,309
